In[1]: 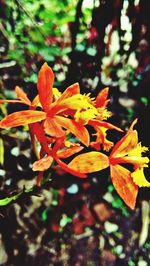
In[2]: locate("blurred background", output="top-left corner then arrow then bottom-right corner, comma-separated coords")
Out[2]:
0,0 -> 150,265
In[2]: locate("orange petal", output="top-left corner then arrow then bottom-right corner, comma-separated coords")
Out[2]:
49,83 -> 80,115
37,62 -> 54,111
68,151 -> 109,173
54,116 -> 90,146
89,119 -> 123,132
29,122 -> 52,155
33,156 -> 53,171
15,86 -> 31,105
57,146 -> 84,158
0,99 -> 26,104
96,87 -> 109,108
110,130 -> 138,158
110,164 -> 138,209
56,83 -> 80,104
55,157 -> 87,178
44,117 -> 65,138
0,110 -> 46,128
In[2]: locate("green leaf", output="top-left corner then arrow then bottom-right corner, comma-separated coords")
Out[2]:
0,138 -> 4,165
0,188 -> 32,206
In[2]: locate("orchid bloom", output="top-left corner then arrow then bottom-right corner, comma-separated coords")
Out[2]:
109,119 -> 150,209
33,137 -> 87,186
88,87 -> 123,151
0,63 -> 92,146
1,62 -> 149,210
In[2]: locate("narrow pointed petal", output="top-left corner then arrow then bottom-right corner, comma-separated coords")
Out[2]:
111,119 -> 138,157
44,117 -> 65,138
89,119 -> 123,132
15,86 -> 31,105
56,83 -> 80,104
31,95 -> 41,107
33,156 -> 53,171
55,157 -> 87,178
68,151 -> 109,173
96,87 -> 109,107
57,146 -> 84,158
54,116 -> 89,146
111,130 -> 138,158
37,62 -> 54,111
110,164 -> 138,209
131,168 -> 150,187
0,99 -> 26,104
0,110 -> 46,128
29,123 -> 52,155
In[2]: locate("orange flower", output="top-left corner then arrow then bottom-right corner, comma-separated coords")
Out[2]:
33,137 -> 87,185
89,119 -> 123,151
0,63 -> 90,146
109,119 -> 149,209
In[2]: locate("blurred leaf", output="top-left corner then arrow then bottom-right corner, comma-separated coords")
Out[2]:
140,97 -> 148,107
60,214 -> 72,227
0,138 -> 4,165
0,187 -> 32,206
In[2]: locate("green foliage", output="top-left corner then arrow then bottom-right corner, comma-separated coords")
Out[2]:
1,0 -> 77,77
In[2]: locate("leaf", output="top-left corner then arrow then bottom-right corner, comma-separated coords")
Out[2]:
110,164 -> 138,210
37,62 -> 54,112
68,151 -> 109,173
0,110 -> 46,128
0,194 -> 21,206
54,116 -> 90,146
33,156 -> 53,171
0,138 -> 4,165
0,188 -> 33,206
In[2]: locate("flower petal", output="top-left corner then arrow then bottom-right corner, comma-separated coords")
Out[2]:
44,117 -> 65,138
68,151 -> 109,173
0,110 -> 46,128
89,119 -> 123,132
33,156 -> 53,171
110,129 -> 138,158
29,122 -> 51,155
131,168 -> 150,187
56,83 -> 80,104
37,62 -> 54,111
57,146 -> 84,158
55,157 -> 87,178
54,116 -> 90,146
15,86 -> 31,105
110,164 -> 138,209
96,87 -> 110,108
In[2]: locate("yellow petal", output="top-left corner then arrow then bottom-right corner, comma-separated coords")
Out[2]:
68,151 -> 109,173
131,168 -> 150,187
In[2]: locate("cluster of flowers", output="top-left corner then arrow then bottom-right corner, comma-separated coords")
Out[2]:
0,63 -> 149,209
